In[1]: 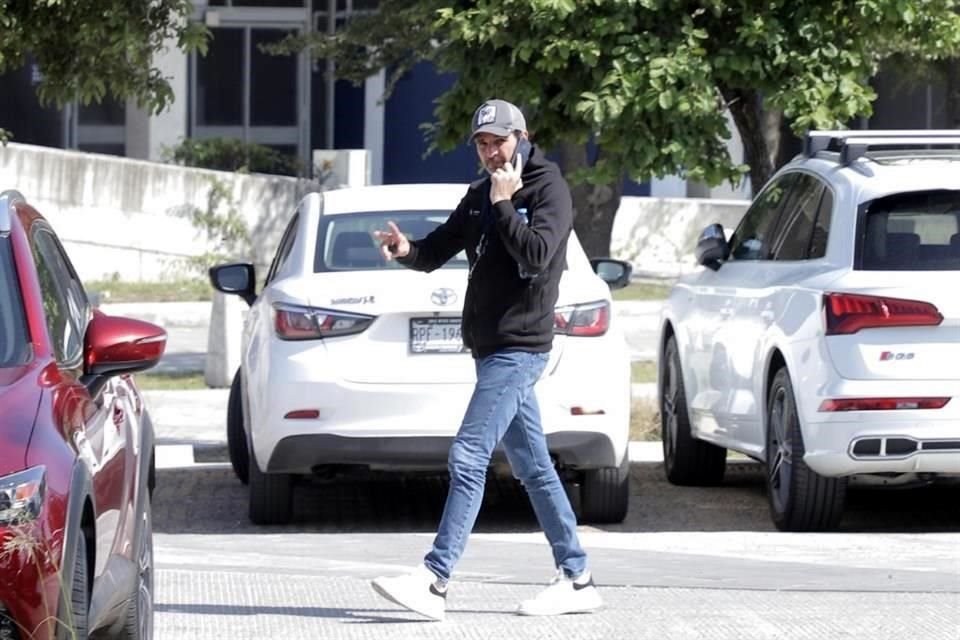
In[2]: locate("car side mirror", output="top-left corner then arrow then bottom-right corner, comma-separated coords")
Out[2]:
589,258 -> 633,290
210,262 -> 257,307
82,313 -> 167,396
694,223 -> 730,271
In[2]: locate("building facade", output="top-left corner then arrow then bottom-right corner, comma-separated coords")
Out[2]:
0,1 -> 952,197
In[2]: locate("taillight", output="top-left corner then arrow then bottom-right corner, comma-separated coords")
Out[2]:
819,397 -> 951,411
824,292 -> 943,335
554,300 -> 610,337
273,303 -> 374,341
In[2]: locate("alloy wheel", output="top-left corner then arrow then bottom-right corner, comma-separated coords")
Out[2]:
661,356 -> 679,467
767,386 -> 793,514
136,508 -> 154,639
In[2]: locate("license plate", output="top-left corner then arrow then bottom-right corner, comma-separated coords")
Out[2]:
409,317 -> 467,354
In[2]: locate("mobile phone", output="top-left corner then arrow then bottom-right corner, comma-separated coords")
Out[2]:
512,137 -> 531,169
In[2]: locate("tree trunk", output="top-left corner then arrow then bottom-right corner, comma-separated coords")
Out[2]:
554,141 -> 624,258
722,87 -> 782,195
944,59 -> 960,129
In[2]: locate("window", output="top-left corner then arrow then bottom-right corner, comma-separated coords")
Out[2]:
196,28 -> 244,127
859,190 -> 960,271
770,174 -> 825,261
728,173 -> 796,261
191,20 -> 306,175
265,212 -> 300,285
43,234 -> 90,335
65,95 -> 126,156
809,190 -> 833,259
315,211 -> 468,272
31,230 -> 84,364
0,239 -> 29,367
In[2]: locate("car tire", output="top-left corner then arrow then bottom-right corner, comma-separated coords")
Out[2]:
660,335 -> 726,485
579,453 -> 630,524
147,450 -> 156,497
121,494 -> 154,640
227,368 -> 250,485
64,532 -> 89,640
248,445 -> 293,525
766,367 -> 847,531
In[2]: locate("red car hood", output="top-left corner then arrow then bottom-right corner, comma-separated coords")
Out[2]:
0,365 -> 41,475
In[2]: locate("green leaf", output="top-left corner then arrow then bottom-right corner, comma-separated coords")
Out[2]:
658,91 -> 674,110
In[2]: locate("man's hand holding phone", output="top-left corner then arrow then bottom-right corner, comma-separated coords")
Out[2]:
373,221 -> 410,260
490,152 -> 523,205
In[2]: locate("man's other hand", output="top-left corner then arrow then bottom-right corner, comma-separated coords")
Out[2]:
373,221 -> 410,260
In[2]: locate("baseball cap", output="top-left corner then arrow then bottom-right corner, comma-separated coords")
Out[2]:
470,99 -> 527,140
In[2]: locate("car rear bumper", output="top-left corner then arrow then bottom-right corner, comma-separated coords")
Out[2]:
251,371 -> 628,472
802,418 -> 960,476
266,429 -> 621,473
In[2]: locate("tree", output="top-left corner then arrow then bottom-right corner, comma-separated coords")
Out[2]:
289,0 -> 960,257
0,0 -> 207,140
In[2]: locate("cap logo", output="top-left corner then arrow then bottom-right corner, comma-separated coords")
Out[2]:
477,105 -> 497,126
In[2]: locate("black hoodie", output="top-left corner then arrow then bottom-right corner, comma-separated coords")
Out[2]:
398,144 -> 573,358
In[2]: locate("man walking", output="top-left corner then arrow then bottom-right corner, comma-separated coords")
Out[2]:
370,99 -> 601,621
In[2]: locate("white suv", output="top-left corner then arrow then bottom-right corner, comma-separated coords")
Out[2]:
658,130 -> 960,531
211,184 -> 633,525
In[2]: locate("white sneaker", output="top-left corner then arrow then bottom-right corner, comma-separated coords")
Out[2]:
371,564 -> 447,621
517,570 -> 603,616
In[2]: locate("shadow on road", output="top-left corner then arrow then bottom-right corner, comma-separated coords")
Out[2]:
152,461 -> 959,535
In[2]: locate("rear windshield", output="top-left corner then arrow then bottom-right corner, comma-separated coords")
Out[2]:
0,238 -> 30,367
858,190 -> 960,271
314,211 -> 468,272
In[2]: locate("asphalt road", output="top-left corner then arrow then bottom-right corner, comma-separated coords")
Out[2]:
150,460 -> 960,639
133,299 -> 960,638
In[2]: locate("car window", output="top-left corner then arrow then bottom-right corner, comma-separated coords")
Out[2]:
264,211 -> 299,286
0,238 -> 30,367
315,211 -> 469,272
808,189 -> 833,259
858,190 -> 960,271
728,173 -> 796,261
32,229 -> 84,365
44,232 -> 90,335
770,174 -> 826,261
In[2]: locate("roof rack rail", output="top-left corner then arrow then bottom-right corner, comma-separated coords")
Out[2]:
0,190 -> 25,235
804,130 -> 960,165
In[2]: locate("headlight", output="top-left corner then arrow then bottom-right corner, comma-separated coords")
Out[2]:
0,466 -> 46,525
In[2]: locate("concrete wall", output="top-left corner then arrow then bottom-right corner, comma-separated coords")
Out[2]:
1,143 -> 748,282
612,196 -> 748,278
0,142 -> 319,281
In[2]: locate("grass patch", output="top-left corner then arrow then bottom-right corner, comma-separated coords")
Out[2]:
86,278 -> 212,303
630,397 -> 660,441
631,360 -> 657,384
134,371 -> 208,390
612,281 -> 672,301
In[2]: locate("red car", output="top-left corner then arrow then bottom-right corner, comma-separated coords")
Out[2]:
0,190 -> 165,640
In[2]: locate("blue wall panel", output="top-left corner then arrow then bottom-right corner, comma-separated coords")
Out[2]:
381,62 -> 651,195
383,62 -> 478,184
334,78 -> 365,149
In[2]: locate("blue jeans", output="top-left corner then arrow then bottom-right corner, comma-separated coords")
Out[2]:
424,350 -> 588,581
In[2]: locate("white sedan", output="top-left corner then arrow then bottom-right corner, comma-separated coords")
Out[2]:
211,183 -> 633,525
658,130 -> 960,531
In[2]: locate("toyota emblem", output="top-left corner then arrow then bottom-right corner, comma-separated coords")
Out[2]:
430,288 -> 458,306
